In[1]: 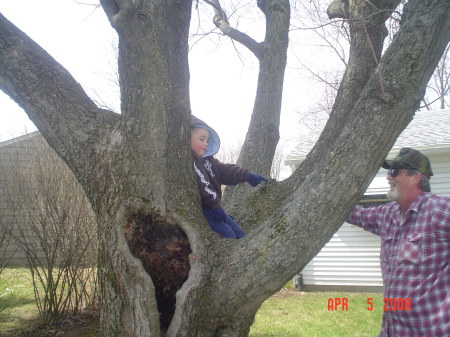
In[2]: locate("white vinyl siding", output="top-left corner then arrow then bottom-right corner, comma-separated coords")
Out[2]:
429,155 -> 450,196
302,223 -> 382,287
299,150 -> 450,291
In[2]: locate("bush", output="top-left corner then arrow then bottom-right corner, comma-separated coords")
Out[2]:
2,134 -> 98,323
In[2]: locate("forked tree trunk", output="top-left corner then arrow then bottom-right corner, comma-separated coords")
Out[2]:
0,0 -> 448,336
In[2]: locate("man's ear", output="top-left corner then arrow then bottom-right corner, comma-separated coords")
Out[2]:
413,172 -> 423,186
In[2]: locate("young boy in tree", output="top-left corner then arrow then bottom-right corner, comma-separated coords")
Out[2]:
191,116 -> 268,238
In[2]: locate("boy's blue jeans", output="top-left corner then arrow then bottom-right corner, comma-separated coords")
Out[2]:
203,210 -> 245,239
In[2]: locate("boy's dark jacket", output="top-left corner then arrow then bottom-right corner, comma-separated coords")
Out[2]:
191,116 -> 249,209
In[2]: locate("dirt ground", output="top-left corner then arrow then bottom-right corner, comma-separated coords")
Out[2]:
1,311 -> 100,337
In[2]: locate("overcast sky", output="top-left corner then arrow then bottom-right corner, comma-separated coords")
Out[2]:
0,0 -> 342,177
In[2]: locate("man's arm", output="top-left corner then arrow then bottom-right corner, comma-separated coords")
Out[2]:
346,204 -> 385,236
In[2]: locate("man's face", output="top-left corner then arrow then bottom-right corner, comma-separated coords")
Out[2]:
386,168 -> 420,201
191,128 -> 209,157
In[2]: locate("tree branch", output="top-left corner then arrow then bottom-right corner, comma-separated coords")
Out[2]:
203,0 -> 262,58
225,28 -> 263,59
0,13 -> 118,178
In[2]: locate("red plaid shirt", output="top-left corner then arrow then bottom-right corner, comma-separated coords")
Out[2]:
347,193 -> 450,337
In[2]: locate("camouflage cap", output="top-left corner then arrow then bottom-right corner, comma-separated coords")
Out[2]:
382,147 -> 433,178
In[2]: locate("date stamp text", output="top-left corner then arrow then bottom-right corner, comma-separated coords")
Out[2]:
327,297 -> 411,311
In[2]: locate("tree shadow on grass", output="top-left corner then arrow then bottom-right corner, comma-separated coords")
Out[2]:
0,293 -> 36,310
0,293 -> 37,327
0,310 -> 100,337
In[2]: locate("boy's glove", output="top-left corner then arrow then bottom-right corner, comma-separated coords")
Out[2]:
204,207 -> 226,222
247,173 -> 268,187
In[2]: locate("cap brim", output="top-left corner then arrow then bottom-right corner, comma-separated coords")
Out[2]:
382,160 -> 393,169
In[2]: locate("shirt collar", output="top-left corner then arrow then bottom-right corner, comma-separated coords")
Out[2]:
406,192 -> 428,214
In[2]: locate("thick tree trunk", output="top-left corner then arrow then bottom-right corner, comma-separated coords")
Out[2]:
0,0 -> 448,336
97,1 -> 200,335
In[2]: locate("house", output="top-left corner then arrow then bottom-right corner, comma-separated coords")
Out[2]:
285,109 -> 450,292
0,132 -> 44,266
0,132 -> 95,266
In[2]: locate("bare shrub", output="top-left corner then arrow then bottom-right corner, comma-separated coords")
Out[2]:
0,221 -> 15,274
216,140 -> 285,181
5,134 -> 98,323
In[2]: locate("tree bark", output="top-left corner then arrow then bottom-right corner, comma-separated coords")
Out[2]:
0,0 -> 448,336
221,0 -> 290,215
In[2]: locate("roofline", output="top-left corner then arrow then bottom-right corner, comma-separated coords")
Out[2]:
285,108 -> 450,166
285,143 -> 450,167
0,131 -> 41,148
387,144 -> 450,157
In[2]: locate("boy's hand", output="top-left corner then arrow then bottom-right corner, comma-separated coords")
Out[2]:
204,207 -> 226,222
247,173 -> 268,187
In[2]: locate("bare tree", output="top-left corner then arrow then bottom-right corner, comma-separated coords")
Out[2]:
294,0 -> 448,130
0,0 -> 448,336
216,140 -> 285,180
215,141 -> 243,165
422,44 -> 449,109
290,0 -> 349,129
270,142 -> 285,181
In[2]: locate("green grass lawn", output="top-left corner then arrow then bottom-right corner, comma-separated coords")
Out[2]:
1,268 -> 383,336
249,291 -> 383,337
0,268 -> 41,332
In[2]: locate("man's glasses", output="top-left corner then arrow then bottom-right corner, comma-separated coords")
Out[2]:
387,168 -> 401,177
387,168 -> 420,177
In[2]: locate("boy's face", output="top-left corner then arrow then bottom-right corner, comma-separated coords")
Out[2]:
191,127 -> 210,157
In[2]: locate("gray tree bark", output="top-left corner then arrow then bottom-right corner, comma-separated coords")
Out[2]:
0,0 -> 448,336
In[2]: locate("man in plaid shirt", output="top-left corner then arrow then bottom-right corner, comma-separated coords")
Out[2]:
347,148 -> 450,337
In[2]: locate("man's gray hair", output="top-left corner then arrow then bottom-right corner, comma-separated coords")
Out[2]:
407,169 -> 431,192
419,175 -> 431,192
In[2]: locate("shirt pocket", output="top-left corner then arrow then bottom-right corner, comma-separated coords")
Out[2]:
380,236 -> 394,265
433,230 -> 449,243
397,233 -> 422,264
